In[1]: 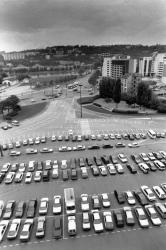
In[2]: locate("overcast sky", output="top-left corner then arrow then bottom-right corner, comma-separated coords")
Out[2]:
0,0 -> 166,52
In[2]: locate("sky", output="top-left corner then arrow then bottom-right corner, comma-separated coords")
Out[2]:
0,0 -> 166,52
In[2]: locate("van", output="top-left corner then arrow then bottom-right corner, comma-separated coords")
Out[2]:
68,216 -> 77,236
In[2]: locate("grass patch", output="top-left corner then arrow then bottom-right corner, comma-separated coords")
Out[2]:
13,102 -> 49,122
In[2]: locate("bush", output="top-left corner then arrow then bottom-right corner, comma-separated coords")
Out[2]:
5,115 -> 12,121
157,104 -> 166,113
112,108 -> 138,114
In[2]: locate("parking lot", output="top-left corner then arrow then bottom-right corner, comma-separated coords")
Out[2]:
1,129 -> 166,249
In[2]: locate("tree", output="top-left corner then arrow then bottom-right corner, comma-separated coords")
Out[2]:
113,78 -> 121,108
136,82 -> 153,108
88,70 -> 100,90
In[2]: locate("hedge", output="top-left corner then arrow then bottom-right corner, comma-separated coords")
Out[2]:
77,94 -> 99,105
112,108 -> 138,114
157,104 -> 166,113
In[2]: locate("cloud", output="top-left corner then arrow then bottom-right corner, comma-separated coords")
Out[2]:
0,0 -> 166,51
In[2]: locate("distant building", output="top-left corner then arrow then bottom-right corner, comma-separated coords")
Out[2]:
121,73 -> 142,94
138,57 -> 152,76
151,52 -> 166,78
102,55 -> 135,79
2,51 -> 25,61
0,54 -> 5,66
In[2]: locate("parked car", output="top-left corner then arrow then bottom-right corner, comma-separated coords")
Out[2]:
67,216 -> 77,236
154,160 -> 165,171
153,186 -> 166,200
115,164 -> 124,174
7,219 -> 21,239
36,216 -> 46,238
20,219 -> 34,241
39,198 -> 49,215
0,220 -> 9,242
5,172 -> 15,184
103,211 -> 114,230
81,194 -> 90,211
101,193 -> 110,208
15,201 -> 25,218
138,163 -> 149,174
53,195 -> 62,214
92,195 -> 100,209
25,172 -> 32,184
118,154 -> 128,163
114,209 -> 124,227
134,206 -> 149,228
14,172 -> 23,183
3,200 -> 15,219
126,164 -> 137,174
141,185 -> 156,201
155,202 -> 166,219
52,216 -> 62,239
123,207 -> 135,226
145,205 -> 162,226
81,167 -> 88,179
125,191 -> 136,205
134,190 -> 148,206
82,212 -> 91,231
114,190 -> 125,204
26,199 -> 37,218
91,210 -> 104,233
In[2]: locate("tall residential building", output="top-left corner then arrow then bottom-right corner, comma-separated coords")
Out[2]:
138,57 -> 152,76
121,73 -> 142,94
102,55 -> 135,79
151,52 -> 166,78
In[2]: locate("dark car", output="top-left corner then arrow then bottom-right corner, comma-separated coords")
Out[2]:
62,169 -> 69,181
26,199 -> 37,218
146,161 -> 157,172
101,155 -> 110,165
110,155 -> 118,164
131,154 -> 141,164
71,169 -> 78,180
114,209 -> 124,227
79,158 -> 85,168
15,201 -> 26,218
102,144 -> 113,149
3,200 -> 15,219
126,164 -> 137,174
42,170 -> 50,182
84,134 -> 89,140
64,135 -> 69,141
114,190 -> 125,204
134,190 -> 148,206
0,173 -> 5,183
37,162 -> 43,171
128,134 -> 135,140
115,142 -> 126,148
88,145 -> 100,150
72,135 -> 77,142
86,158 -> 94,166
152,152 -> 163,160
91,165 -> 100,176
53,217 -> 62,239
93,157 -> 102,166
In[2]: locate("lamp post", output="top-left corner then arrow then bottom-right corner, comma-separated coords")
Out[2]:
79,84 -> 83,118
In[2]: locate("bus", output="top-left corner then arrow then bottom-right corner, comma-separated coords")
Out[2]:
64,188 -> 76,215
147,130 -> 156,139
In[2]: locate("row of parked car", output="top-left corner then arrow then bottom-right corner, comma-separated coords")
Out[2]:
2,129 -> 166,151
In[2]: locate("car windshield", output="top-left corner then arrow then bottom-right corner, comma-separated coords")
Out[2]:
137,208 -> 146,219
41,202 -> 46,208
54,198 -> 60,204
149,208 -> 157,218
37,222 -> 44,231
106,215 -> 112,222
22,224 -> 30,232
126,211 -> 133,218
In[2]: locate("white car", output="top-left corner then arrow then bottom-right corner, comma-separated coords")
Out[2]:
135,206 -> 149,228
107,164 -> 116,175
61,160 -> 67,169
28,161 -> 35,172
39,198 -> 49,215
14,172 -> 23,183
8,143 -> 14,149
36,216 -> 46,238
141,185 -> 156,201
103,211 -> 114,230
1,163 -> 11,173
23,139 -> 28,146
81,194 -> 90,211
34,171 -> 42,182
25,172 -> 32,184
123,207 -> 135,226
118,154 -> 128,163
0,201 -> 4,218
115,164 -> 124,174
98,165 -> 107,176
91,210 -> 104,233
125,191 -> 136,205
15,141 -> 21,148
10,151 -> 21,156
139,153 -> 149,162
40,148 -> 53,153
153,186 -> 166,200
128,142 -> 140,148
138,163 -> 149,173
68,216 -> 77,236
26,148 -> 38,154
28,138 -> 34,145
91,135 -> 96,140
51,135 -> 56,141
77,135 -> 82,141
53,195 -> 62,214
5,172 -> 15,184
145,205 -> 162,226
52,168 -> 59,179
0,220 -> 9,242
154,160 -> 165,170
19,163 -> 26,172
82,212 -> 91,231
147,153 -> 156,161
35,137 -> 40,145
101,193 -> 110,208
7,219 -> 21,239
19,219 -> 34,241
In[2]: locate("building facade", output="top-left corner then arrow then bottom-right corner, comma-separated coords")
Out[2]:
138,57 -> 152,76
121,73 -> 142,94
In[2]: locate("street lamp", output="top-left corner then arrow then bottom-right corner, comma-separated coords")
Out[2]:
79,84 -> 83,118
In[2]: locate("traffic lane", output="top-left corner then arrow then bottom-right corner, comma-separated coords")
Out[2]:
1,166 -> 166,203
